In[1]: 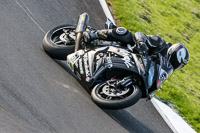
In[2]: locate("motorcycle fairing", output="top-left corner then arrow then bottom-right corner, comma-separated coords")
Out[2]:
66,46 -> 173,98
67,46 -> 145,88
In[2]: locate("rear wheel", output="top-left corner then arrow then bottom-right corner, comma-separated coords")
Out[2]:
91,79 -> 142,109
42,25 -> 76,60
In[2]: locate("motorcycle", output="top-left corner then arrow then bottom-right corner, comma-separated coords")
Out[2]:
42,13 -> 174,109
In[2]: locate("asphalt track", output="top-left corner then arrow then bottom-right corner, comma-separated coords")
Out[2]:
0,0 -> 173,132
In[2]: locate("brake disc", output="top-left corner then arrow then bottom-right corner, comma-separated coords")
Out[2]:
102,85 -> 130,97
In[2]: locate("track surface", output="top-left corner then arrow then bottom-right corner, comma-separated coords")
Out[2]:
0,0 -> 172,132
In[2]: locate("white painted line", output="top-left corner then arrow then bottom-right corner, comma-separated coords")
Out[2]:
15,0 -> 45,33
99,0 -> 116,25
152,98 -> 197,133
151,98 -> 178,133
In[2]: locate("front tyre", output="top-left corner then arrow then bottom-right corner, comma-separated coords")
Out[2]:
42,25 -> 76,60
91,80 -> 142,109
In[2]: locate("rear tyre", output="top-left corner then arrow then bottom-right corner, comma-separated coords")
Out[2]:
42,25 -> 76,60
91,80 -> 142,109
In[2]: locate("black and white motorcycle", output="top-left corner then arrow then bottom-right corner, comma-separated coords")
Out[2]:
42,13 -> 189,109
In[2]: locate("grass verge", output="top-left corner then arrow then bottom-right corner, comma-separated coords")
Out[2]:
109,0 -> 200,132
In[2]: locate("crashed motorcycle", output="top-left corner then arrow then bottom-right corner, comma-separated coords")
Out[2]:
42,13 -> 177,109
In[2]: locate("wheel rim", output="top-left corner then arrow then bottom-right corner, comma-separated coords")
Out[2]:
96,79 -> 137,101
50,26 -> 76,45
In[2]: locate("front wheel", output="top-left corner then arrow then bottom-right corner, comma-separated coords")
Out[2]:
91,80 -> 142,109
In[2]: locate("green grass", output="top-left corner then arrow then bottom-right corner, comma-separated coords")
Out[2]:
109,0 -> 200,132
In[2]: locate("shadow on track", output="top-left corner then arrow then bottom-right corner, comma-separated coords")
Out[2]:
104,109 -> 154,133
